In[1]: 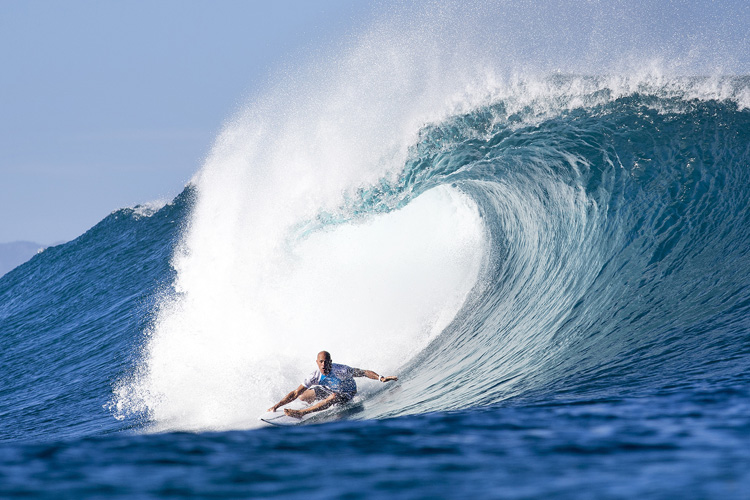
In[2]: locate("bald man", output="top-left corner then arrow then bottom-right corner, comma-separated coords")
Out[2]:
268,351 -> 398,418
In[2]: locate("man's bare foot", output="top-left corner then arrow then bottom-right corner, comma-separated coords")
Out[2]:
284,408 -> 305,419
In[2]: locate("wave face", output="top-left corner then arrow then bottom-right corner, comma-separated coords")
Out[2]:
3,75 -> 749,442
0,194 -> 189,441
370,79 -> 750,418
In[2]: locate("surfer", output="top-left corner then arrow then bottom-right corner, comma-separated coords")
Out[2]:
267,351 -> 398,419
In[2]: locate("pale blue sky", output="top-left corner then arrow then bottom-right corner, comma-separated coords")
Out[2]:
1,0 -> 377,243
2,0 -> 748,244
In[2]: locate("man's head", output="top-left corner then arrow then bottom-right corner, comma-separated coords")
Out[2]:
316,351 -> 332,375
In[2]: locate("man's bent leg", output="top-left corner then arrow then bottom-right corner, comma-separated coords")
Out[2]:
285,393 -> 339,418
298,388 -> 317,404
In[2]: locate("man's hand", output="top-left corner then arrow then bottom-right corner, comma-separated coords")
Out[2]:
268,385 -> 305,413
380,375 -> 398,382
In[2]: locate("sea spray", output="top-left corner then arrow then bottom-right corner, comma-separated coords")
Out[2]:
112,15 -> 499,431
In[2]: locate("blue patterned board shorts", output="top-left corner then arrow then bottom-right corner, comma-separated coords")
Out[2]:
312,385 -> 355,403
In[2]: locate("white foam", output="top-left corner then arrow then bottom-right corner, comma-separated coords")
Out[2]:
117,186 -> 485,432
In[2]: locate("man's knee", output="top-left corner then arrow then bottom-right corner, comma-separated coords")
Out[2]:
299,389 -> 316,403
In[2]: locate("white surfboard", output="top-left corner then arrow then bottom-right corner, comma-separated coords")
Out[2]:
258,410 -> 314,426
259,399 -> 364,426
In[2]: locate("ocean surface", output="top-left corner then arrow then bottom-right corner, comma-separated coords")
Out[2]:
2,72 -> 750,498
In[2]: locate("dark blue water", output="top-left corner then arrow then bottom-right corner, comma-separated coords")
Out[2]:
2,388 -> 749,498
2,76 -> 750,498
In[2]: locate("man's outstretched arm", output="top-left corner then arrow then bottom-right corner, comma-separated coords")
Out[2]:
354,368 -> 398,382
268,384 -> 306,412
